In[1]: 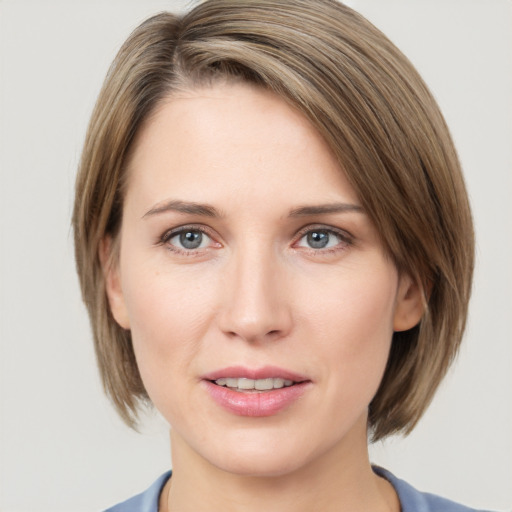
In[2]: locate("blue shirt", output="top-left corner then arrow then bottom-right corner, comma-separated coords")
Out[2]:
104,467 -> 494,512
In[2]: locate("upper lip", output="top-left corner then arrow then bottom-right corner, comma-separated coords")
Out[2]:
202,365 -> 309,383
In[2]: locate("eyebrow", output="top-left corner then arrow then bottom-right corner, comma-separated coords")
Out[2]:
289,203 -> 364,217
142,200 -> 364,220
143,200 -> 221,219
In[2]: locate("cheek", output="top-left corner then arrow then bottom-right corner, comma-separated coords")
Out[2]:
304,264 -> 397,345
120,262 -> 218,387
302,265 -> 397,395
123,250 -> 217,332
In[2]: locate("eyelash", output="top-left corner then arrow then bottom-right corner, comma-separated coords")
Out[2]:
293,225 -> 353,255
158,224 -> 353,256
159,225 -> 218,256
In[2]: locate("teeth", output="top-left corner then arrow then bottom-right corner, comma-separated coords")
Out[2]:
255,378 -> 275,390
238,378 -> 256,390
214,377 -> 296,391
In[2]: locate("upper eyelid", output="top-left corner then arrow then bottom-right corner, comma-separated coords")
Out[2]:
294,224 -> 353,241
161,224 -> 215,241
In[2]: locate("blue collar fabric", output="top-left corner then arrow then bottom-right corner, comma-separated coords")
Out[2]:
104,467 -> 493,512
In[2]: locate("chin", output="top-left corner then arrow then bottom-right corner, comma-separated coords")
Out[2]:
212,450 -> 310,478
195,430 -> 322,479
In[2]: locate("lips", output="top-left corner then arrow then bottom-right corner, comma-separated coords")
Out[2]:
202,366 -> 311,417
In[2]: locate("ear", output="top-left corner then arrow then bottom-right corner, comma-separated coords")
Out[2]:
393,273 -> 425,332
99,236 -> 130,330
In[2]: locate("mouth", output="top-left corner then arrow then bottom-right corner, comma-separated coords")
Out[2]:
212,377 -> 296,393
202,366 -> 311,416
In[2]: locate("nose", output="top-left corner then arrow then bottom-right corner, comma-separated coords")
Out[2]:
217,244 -> 293,344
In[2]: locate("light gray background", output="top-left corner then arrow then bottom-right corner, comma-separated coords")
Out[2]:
0,1 -> 510,511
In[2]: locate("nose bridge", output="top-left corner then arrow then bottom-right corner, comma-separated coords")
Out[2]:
219,240 -> 291,342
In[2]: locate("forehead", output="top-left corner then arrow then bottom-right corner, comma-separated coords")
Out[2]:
124,82 -> 359,213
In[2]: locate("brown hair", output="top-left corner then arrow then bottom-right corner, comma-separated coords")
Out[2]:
73,0 -> 474,441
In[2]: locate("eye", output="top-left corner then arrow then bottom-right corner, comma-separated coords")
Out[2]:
173,230 -> 208,249
162,227 -> 216,252
295,227 -> 350,251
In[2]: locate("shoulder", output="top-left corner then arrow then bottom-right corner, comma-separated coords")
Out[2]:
103,471 -> 172,512
373,467 -> 495,512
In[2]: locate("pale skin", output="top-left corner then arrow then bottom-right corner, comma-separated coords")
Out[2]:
103,82 -> 424,512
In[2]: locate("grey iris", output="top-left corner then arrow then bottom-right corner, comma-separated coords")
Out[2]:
180,230 -> 203,249
307,231 -> 329,248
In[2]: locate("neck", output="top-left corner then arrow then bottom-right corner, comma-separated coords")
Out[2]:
163,419 -> 399,512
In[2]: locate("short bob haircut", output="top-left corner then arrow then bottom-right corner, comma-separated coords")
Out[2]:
73,0 -> 474,441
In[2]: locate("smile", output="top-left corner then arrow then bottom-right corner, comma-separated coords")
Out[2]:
203,367 -> 311,416
213,377 -> 295,392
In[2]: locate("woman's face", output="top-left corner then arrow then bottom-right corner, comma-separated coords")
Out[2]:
105,83 -> 421,476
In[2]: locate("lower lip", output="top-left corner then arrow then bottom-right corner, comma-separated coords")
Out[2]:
203,380 -> 310,417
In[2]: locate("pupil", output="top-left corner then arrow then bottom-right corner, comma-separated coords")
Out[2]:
180,231 -> 202,249
307,231 -> 329,248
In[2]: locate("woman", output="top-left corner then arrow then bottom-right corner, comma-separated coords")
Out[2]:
72,1 -> 489,511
